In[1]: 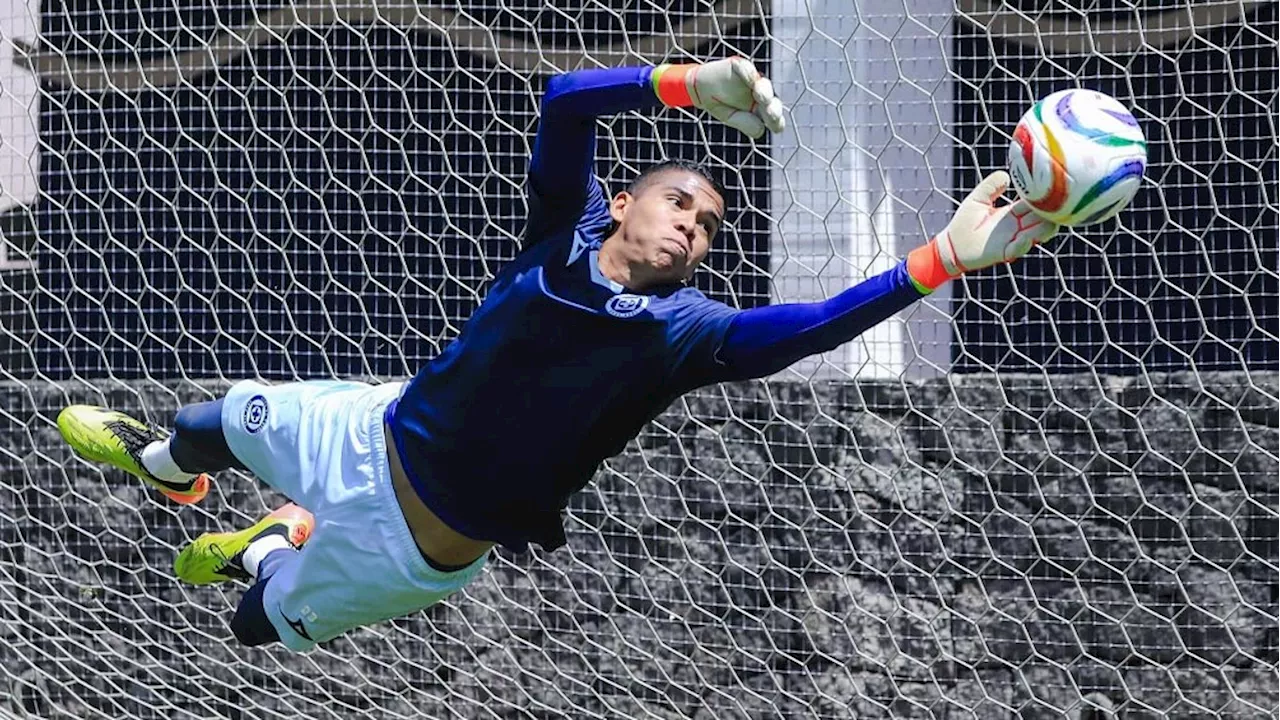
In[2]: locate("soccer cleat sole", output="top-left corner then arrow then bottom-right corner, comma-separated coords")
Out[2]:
57,405 -> 210,505
173,503 -> 315,586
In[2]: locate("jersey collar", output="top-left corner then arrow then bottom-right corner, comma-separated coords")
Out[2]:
570,228 -> 687,297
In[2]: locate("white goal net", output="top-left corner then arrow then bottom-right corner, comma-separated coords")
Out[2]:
1,1 -> 1276,719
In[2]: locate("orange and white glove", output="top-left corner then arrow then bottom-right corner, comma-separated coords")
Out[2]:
651,57 -> 786,139
907,171 -> 1061,294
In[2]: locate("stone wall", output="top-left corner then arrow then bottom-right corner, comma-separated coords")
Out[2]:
1,373 -> 1276,719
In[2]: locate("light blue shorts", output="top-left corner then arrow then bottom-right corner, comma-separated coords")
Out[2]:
221,379 -> 487,652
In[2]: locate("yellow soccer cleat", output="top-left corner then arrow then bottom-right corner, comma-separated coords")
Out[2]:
173,503 -> 314,585
57,405 -> 210,505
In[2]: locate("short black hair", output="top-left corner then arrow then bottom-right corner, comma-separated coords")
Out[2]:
627,158 -> 725,201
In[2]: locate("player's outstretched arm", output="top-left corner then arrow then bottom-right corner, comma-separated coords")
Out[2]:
526,58 -> 784,235
528,66 -> 658,220
711,171 -> 1060,380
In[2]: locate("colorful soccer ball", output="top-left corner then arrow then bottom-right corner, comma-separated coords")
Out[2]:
1008,89 -> 1147,227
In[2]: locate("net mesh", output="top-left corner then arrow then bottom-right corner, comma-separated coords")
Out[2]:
1,1 -> 1277,719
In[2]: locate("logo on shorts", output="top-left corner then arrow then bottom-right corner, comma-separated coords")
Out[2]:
243,395 -> 269,434
605,294 -> 650,318
281,604 -> 315,641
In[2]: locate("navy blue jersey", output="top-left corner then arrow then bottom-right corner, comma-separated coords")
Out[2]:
387,67 -> 925,553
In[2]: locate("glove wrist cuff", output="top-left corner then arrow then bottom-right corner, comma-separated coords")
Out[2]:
652,64 -> 696,107
906,238 -> 955,294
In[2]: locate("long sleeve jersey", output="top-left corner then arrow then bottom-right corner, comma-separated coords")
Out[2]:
386,66 -> 928,553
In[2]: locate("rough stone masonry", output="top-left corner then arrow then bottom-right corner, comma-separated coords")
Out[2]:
1,372 -> 1275,719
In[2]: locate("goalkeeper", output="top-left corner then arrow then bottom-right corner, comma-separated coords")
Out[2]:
58,58 -> 1059,652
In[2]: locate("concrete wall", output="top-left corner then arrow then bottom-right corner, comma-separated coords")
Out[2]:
1,373 -> 1276,719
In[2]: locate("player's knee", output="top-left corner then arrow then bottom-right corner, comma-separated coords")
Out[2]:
230,579 -> 281,647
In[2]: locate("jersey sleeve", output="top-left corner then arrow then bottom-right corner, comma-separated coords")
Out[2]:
525,66 -> 666,241
708,262 -> 926,381
664,290 -> 742,391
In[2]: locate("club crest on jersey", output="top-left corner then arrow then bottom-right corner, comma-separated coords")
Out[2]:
243,395 -> 269,434
605,294 -> 650,318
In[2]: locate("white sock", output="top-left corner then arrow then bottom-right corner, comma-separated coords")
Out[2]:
242,534 -> 293,578
139,439 -> 197,482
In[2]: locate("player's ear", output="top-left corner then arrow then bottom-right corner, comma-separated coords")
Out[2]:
609,191 -> 633,225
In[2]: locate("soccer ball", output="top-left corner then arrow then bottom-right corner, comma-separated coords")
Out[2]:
1008,89 -> 1146,227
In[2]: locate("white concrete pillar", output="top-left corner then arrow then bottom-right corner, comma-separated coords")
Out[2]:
0,0 -> 37,270
771,0 -> 955,379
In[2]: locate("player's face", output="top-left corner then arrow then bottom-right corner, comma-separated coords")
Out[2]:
609,170 -> 724,284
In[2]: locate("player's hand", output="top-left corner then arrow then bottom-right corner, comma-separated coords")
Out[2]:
907,171 -> 1061,291
653,57 -> 785,139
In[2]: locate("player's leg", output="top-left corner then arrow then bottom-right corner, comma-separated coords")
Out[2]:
168,399 -> 247,475
56,401 -> 234,505
227,550 -> 298,646
178,380 -> 487,651
59,379 -> 361,509
171,502 -> 316,646
229,511 -> 487,651
173,502 -> 314,584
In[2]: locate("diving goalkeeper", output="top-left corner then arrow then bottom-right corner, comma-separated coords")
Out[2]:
57,58 -> 1058,652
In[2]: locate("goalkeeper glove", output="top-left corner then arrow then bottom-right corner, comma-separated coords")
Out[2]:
906,171 -> 1061,294
652,57 -> 786,139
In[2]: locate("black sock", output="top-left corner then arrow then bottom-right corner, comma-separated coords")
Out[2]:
170,399 -> 247,473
